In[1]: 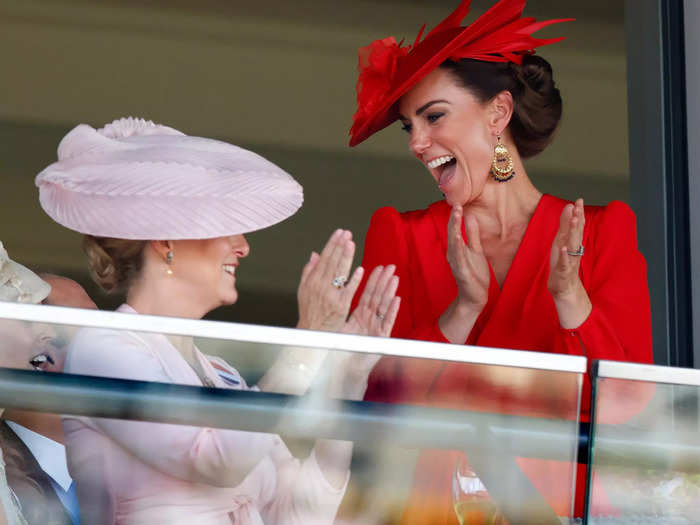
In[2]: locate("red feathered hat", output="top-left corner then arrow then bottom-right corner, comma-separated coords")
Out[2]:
348,0 -> 573,147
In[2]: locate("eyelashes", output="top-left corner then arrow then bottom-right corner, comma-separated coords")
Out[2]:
426,112 -> 444,123
400,112 -> 445,134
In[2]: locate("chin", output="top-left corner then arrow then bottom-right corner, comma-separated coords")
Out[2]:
444,191 -> 467,207
221,292 -> 238,306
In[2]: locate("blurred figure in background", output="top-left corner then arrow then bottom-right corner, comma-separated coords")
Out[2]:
0,241 -> 96,525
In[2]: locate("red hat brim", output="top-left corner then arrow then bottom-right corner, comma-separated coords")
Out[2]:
349,28 -> 466,147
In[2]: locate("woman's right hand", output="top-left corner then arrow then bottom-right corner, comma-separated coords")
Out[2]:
439,205 -> 490,343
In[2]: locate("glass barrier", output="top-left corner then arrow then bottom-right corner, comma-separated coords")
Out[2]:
0,302 -> 585,524
587,361 -> 700,524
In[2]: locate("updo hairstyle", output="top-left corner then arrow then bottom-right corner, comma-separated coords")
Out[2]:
440,54 -> 562,158
83,235 -> 147,294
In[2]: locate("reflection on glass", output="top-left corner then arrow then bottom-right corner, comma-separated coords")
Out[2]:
588,375 -> 700,523
0,316 -> 79,525
0,313 -> 585,524
452,454 -> 506,525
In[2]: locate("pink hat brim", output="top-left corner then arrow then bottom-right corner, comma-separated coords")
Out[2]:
36,120 -> 303,240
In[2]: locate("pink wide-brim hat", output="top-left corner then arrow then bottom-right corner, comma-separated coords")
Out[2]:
36,117 -> 303,240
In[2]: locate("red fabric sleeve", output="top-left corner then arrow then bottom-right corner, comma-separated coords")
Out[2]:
352,206 -> 449,344
354,207 -> 448,404
553,201 -> 653,365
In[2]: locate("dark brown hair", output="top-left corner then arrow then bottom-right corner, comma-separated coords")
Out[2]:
83,235 -> 147,294
440,54 -> 562,158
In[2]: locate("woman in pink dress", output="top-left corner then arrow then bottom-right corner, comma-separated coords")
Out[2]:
35,117 -> 400,524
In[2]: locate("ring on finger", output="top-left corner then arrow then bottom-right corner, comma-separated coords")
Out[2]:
376,311 -> 385,321
566,245 -> 584,257
332,276 -> 348,289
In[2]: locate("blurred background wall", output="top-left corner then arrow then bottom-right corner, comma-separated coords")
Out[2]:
0,0 -> 627,327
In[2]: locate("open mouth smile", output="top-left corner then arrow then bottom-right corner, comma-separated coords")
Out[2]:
29,353 -> 55,371
427,155 -> 455,169
426,155 -> 458,188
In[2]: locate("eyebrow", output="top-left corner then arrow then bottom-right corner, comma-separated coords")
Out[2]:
399,99 -> 450,120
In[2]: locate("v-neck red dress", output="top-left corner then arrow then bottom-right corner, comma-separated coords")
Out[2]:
353,194 -> 653,521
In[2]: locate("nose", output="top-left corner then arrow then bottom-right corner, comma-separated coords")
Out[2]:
233,235 -> 250,259
408,123 -> 431,158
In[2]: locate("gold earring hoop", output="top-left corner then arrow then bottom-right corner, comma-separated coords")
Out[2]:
166,250 -> 174,276
491,136 -> 515,182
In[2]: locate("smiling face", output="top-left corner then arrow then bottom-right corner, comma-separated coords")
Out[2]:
398,67 -> 499,207
0,319 -> 66,372
168,235 -> 250,313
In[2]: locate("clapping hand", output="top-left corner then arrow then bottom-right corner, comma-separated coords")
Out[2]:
343,265 -> 400,337
297,229 -> 363,332
446,205 -> 490,311
296,229 -> 400,337
437,205 -> 491,344
547,198 -> 592,328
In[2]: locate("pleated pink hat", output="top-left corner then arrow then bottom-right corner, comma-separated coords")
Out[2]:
36,117 -> 303,240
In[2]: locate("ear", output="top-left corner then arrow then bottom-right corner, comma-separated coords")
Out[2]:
488,91 -> 514,136
149,240 -> 173,261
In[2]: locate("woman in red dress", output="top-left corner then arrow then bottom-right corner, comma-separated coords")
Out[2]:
348,0 -> 653,521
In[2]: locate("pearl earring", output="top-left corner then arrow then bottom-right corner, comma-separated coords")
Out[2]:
166,250 -> 174,275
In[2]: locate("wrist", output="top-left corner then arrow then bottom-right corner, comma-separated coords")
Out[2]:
438,298 -> 483,344
552,282 -> 592,330
550,279 -> 586,305
454,297 -> 485,318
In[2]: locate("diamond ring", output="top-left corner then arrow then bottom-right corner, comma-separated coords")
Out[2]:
566,245 -> 585,257
332,276 -> 348,289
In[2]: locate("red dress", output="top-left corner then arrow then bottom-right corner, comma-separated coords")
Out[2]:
353,194 -> 653,521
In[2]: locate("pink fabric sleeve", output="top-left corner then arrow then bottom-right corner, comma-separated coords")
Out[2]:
260,447 -> 347,524
65,328 -> 283,487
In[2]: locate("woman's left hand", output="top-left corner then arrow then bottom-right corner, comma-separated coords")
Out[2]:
297,229 -> 364,332
343,265 -> 400,337
547,198 -> 592,329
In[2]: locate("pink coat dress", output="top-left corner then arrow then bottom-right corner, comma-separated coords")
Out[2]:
62,305 -> 346,525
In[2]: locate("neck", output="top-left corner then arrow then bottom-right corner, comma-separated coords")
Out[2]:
465,160 -> 542,240
3,410 -> 65,444
126,285 -> 198,365
127,273 -> 207,320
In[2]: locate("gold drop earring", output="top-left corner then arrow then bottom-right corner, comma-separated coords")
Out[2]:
166,250 -> 174,276
490,136 -> 515,182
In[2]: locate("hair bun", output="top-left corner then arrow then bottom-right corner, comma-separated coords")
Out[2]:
519,55 -> 555,96
441,56 -> 562,159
